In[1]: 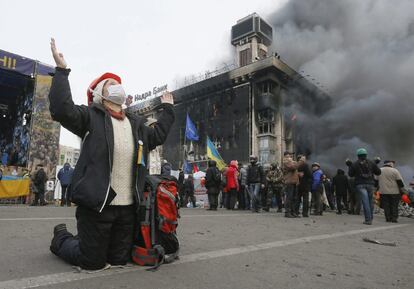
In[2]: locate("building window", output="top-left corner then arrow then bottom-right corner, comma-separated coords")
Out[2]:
258,108 -> 275,135
240,48 -> 252,66
257,81 -> 274,94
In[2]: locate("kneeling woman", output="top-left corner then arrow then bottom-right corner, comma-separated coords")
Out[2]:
48,38 -> 175,270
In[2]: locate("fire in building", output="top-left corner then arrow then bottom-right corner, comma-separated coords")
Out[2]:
128,13 -> 330,171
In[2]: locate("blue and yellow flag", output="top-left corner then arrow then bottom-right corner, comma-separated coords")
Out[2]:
206,137 -> 226,171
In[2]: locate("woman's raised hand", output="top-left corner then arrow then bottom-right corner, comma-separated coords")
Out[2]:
50,38 -> 67,69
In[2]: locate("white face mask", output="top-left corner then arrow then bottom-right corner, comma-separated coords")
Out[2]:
104,84 -> 126,105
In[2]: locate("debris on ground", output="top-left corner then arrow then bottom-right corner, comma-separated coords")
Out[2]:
362,237 -> 396,247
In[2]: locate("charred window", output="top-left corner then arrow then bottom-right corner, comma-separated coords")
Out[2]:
257,81 -> 274,94
159,85 -> 250,168
258,108 -> 275,135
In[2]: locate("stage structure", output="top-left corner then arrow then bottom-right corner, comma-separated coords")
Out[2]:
0,49 -> 58,200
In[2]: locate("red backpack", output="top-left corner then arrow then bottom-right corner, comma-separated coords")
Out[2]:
132,175 -> 180,270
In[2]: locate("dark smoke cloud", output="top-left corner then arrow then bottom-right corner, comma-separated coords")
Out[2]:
269,0 -> 414,181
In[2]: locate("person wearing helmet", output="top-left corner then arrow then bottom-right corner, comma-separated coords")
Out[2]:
48,38 -> 175,270
346,148 -> 381,225
247,155 -> 265,212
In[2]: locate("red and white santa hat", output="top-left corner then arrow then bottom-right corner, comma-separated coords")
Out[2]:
87,72 -> 122,106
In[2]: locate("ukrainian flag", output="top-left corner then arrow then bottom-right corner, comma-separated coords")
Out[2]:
207,137 -> 226,171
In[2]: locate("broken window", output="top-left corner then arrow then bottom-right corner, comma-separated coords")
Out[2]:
257,108 -> 275,135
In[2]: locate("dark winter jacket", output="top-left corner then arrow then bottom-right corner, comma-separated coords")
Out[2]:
58,163 -> 74,186
348,159 -> 381,186
298,161 -> 312,187
247,163 -> 265,185
178,171 -> 184,187
34,169 -> 47,189
161,162 -> 172,176
48,67 -> 174,212
205,161 -> 221,189
184,178 -> 194,195
332,170 -> 350,195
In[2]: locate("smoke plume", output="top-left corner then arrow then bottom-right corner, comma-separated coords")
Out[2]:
269,0 -> 414,181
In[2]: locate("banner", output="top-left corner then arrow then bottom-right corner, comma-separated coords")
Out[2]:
0,49 -> 35,76
0,177 -> 30,199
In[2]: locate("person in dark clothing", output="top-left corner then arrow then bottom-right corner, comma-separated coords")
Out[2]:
184,175 -> 196,208
346,148 -> 381,225
296,155 -> 312,217
205,160 -> 221,210
265,162 -> 284,212
161,160 -> 172,176
57,163 -> 74,206
8,147 -> 19,166
332,169 -> 350,214
48,39 -> 175,270
31,165 -> 48,206
247,155 -> 265,212
178,169 -> 185,207
348,177 -> 361,215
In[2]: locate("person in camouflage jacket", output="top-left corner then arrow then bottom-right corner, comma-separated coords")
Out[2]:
264,163 -> 284,212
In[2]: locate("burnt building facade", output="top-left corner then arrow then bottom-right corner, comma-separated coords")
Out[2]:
128,14 -> 329,171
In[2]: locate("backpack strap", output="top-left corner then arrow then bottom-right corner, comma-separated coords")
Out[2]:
146,245 -> 165,271
150,188 -> 157,246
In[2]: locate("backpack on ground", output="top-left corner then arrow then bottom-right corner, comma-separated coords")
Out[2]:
132,175 -> 180,270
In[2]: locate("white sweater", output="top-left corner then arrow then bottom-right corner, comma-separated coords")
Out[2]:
109,117 -> 135,206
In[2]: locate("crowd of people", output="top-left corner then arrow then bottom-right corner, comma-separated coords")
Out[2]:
177,149 -> 413,226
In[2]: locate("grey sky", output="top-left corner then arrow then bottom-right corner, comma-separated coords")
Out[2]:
1,0 -> 285,148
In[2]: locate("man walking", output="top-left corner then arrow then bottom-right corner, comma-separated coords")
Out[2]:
346,148 -> 381,225
377,160 -> 404,223
57,162 -> 74,206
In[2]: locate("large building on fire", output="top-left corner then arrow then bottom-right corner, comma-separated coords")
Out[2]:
128,13 -> 330,171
